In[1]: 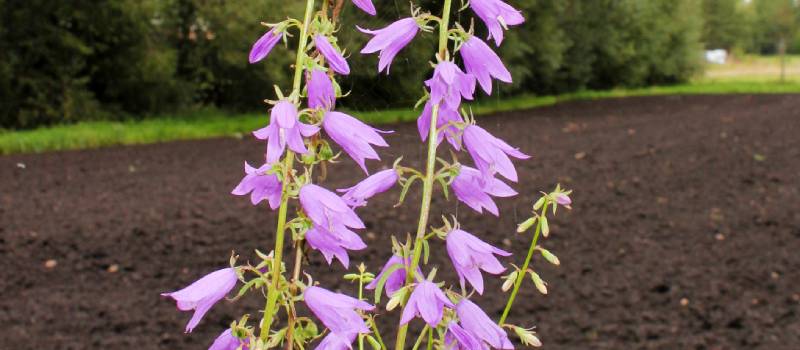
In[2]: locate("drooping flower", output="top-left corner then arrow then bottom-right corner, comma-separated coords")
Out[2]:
338,169 -> 398,207
462,124 -> 529,182
425,61 -> 476,111
451,165 -> 516,216
365,255 -> 423,297
456,299 -> 514,349
305,225 -> 366,268
460,36 -> 512,95
446,229 -> 511,294
417,100 -> 464,150
470,0 -> 525,46
249,29 -> 281,64
308,68 -> 336,110
445,322 -> 484,350
400,280 -> 454,326
161,268 -> 238,333
231,162 -> 282,208
254,100 -> 320,163
209,329 -> 248,350
316,331 -> 358,350
359,18 -> 419,73
351,0 -> 376,16
322,111 -> 391,173
299,184 -> 365,232
304,286 -> 375,335
315,35 -> 350,75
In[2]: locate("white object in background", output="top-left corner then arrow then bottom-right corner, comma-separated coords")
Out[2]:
705,49 -> 727,65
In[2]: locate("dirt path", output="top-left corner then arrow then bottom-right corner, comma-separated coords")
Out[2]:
1,95 -> 799,349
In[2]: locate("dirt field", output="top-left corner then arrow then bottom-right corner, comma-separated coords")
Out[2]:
2,95 -> 799,350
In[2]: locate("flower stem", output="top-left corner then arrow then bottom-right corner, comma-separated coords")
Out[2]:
284,242 -> 305,350
499,201 -> 550,324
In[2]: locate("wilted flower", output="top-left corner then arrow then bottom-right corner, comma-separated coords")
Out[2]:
417,100 -> 464,150
365,255 -> 422,297
445,322 -> 483,350
322,111 -> 391,173
338,169 -> 398,207
359,18 -> 419,73
316,331 -> 358,350
446,229 -> 511,294
425,61 -> 476,111
300,184 -> 365,231
254,100 -> 320,163
305,225 -> 366,268
231,162 -> 281,208
451,165 -> 516,216
209,329 -> 248,350
304,286 -> 375,335
249,29 -> 281,64
470,0 -> 525,46
400,280 -> 454,326
315,35 -> 350,75
161,268 -> 238,333
456,298 -> 514,349
460,36 -> 512,95
463,124 -> 529,182
351,0 -> 376,16
308,68 -> 336,110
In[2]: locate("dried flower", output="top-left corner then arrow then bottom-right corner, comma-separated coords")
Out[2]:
456,298 -> 513,349
249,29 -> 281,64
460,36 -> 512,95
469,0 -> 525,46
308,68 -> 336,110
417,100 -> 464,150
425,61 -> 476,111
446,229 -> 511,294
338,169 -> 398,207
359,18 -> 419,73
231,162 -> 282,208
304,286 -> 375,335
322,111 -> 391,173
400,280 -> 454,326
451,165 -> 516,216
161,268 -> 238,332
315,35 -> 350,75
254,100 -> 320,163
463,124 -> 529,182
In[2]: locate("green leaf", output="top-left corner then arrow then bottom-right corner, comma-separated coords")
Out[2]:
366,335 -> 382,350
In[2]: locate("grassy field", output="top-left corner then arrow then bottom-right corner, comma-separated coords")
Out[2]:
2,79 -> 800,155
701,54 -> 800,82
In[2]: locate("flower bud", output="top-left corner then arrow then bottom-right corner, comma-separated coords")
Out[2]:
533,197 -> 546,211
517,217 -> 537,233
539,248 -> 560,266
541,217 -> 549,237
386,293 -> 403,311
513,326 -> 543,347
530,271 -> 547,295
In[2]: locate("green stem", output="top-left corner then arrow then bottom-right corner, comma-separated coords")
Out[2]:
498,201 -> 550,324
368,318 -> 387,350
411,325 -> 430,350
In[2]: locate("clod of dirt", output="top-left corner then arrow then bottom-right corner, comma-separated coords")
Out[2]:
574,152 -> 586,160
44,259 -> 57,269
107,264 -> 119,273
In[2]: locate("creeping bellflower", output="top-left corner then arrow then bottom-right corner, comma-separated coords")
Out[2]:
456,298 -> 514,349
417,100 -> 464,150
338,169 -> 398,207
451,165 -> 516,216
254,100 -> 320,163
463,124 -> 529,182
460,36 -> 512,95
470,0 -> 525,46
400,280 -> 454,326
445,322 -> 484,350
304,286 -> 375,335
323,111 -> 391,173
315,35 -> 350,75
308,68 -> 336,110
249,29 -> 281,64
425,61 -> 476,111
351,0 -> 376,16
446,229 -> 511,294
209,329 -> 248,350
365,255 -> 423,297
300,184 -> 365,232
161,267 -> 238,333
316,331 -> 358,350
359,18 -> 419,73
231,162 -> 282,209
305,225 -> 366,268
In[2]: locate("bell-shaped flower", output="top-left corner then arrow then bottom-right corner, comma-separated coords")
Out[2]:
555,193 -> 572,206
316,331 -> 358,350
161,268 -> 238,333
304,286 -> 375,335
254,100 -> 320,163
338,169 -> 398,207
456,299 -> 513,349
209,329 -> 248,350
351,0 -> 376,16
249,29 -> 281,64
300,184 -> 365,231
451,165 -> 516,216
425,61 -> 476,111
305,225 -> 366,268
446,229 -> 511,294
470,0 -> 525,46
231,162 -> 282,209
460,36 -> 512,95
463,124 -> 529,182
322,111 -> 391,173
417,100 -> 464,150
308,68 -> 336,110
359,18 -> 419,73
400,280 -> 454,326
315,35 -> 350,75
365,255 -> 423,297
445,322 -> 484,350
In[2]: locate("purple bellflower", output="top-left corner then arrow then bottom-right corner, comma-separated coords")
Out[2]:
425,61 -> 476,111
254,100 -> 320,163
446,229 -> 511,294
338,169 -> 398,207
209,329 -> 248,350
322,111 -> 391,173
315,35 -> 350,75
463,124 -> 529,182
359,18 -> 419,73
417,100 -> 464,150
161,267 -> 238,333
249,29 -> 281,64
365,255 -> 423,297
305,225 -> 366,268
351,0 -> 376,16
445,322 -> 484,350
299,184 -> 366,267
456,298 -> 514,349
555,193 -> 572,206
316,331 -> 358,350
451,165 -> 516,216
308,68 -> 336,110
304,286 -> 375,335
460,36 -> 512,95
470,0 -> 525,46
400,280 -> 455,326
231,162 -> 282,209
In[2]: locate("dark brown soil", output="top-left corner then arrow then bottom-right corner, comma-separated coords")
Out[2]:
2,95 -> 799,350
